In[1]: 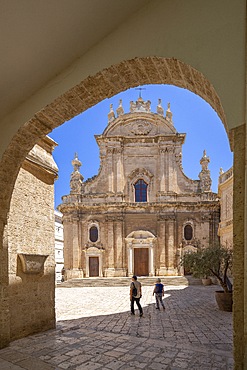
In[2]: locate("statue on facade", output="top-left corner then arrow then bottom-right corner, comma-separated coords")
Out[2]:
157,98 -> 164,116
70,153 -> 84,194
116,99 -> 124,116
199,150 -> 212,192
165,102 -> 173,124
108,104 -> 115,123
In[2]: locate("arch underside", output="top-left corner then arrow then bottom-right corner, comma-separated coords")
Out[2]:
0,56 -> 226,225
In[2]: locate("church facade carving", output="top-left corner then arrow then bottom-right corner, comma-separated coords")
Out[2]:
59,97 -> 220,279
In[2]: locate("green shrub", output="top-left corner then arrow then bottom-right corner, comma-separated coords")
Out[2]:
181,244 -> 233,292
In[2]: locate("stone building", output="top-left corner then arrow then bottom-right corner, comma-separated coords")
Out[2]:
6,136 -> 58,340
218,167 -> 233,248
1,2 -> 246,366
55,210 -> 64,282
59,97 -> 220,279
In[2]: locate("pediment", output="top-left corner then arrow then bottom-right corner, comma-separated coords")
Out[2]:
126,230 -> 156,239
103,112 -> 177,138
128,167 -> 154,182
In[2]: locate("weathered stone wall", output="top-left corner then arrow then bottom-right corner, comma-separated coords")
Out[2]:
6,139 -> 57,341
218,167 -> 233,248
232,124 -> 245,370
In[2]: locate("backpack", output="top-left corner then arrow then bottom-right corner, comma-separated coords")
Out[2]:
132,282 -> 137,297
154,283 -> 163,294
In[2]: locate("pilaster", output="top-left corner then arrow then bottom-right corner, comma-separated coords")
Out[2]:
107,148 -> 114,193
0,221 -> 10,348
63,214 -> 83,279
104,217 -> 115,276
114,217 -> 126,276
116,147 -> 124,193
157,217 -> 166,275
159,148 -> 166,192
232,124 -> 246,370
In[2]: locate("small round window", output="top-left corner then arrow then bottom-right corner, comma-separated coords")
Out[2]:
184,224 -> 193,241
89,226 -> 98,242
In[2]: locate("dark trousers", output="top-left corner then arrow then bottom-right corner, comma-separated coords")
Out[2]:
131,297 -> 143,314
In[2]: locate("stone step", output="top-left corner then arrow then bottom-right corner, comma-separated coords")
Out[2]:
58,276 -> 202,288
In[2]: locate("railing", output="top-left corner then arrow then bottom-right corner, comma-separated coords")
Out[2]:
219,167 -> 233,184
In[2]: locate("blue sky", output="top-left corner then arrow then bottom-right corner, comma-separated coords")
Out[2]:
50,84 -> 233,209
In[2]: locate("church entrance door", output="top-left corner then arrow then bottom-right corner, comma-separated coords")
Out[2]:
134,248 -> 149,276
89,257 -> 99,277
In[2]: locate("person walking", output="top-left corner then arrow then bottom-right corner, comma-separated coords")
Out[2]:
130,275 -> 143,317
153,278 -> 165,310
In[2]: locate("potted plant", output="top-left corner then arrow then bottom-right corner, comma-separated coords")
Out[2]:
202,244 -> 233,312
181,249 -> 212,285
181,244 -> 233,311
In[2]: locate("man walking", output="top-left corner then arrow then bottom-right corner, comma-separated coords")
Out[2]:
130,275 -> 143,317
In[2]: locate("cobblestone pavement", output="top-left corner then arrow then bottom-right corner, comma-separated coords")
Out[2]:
0,278 -> 233,369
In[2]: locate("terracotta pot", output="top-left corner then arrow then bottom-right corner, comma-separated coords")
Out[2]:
202,278 -> 212,286
215,291 -> 233,312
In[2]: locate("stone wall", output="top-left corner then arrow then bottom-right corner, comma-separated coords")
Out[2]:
6,137 -> 58,341
218,167 -> 233,248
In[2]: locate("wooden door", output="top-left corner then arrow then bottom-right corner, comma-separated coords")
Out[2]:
89,257 -> 99,277
134,248 -> 149,276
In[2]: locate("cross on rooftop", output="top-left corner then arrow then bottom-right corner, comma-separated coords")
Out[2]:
135,87 -> 146,98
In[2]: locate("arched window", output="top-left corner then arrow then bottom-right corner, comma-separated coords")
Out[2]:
134,179 -> 147,202
89,226 -> 98,242
184,224 -> 193,241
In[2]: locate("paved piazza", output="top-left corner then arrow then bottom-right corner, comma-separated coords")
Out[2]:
0,278 -> 233,369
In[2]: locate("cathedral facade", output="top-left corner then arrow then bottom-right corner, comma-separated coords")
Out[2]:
59,97 -> 220,279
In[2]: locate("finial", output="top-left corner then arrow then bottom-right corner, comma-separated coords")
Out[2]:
157,98 -> 164,115
70,153 -> 84,193
72,153 -> 82,172
165,102 -> 173,124
200,150 -> 210,168
116,99 -> 124,117
108,103 -> 115,123
219,167 -> 224,175
199,150 -> 211,192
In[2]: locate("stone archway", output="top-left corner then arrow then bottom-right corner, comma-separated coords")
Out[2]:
0,56 -> 227,225
0,56 -> 229,348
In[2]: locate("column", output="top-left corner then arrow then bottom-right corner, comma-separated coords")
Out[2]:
165,148 -> 169,192
167,218 -> 175,275
158,218 -> 167,275
114,217 -> 125,276
0,221 -> 10,348
232,124 -> 246,369
159,148 -> 166,192
63,215 -> 83,279
107,148 -> 114,193
127,242 -> 133,277
63,216 -> 73,270
80,220 -> 87,272
167,147 -> 174,192
72,217 -> 80,269
149,243 -> 154,276
105,217 -> 115,276
116,148 -> 124,193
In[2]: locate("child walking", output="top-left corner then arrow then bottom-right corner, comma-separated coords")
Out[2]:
153,278 -> 165,310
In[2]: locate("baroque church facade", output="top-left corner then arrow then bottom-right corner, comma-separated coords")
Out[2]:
59,97 -> 220,279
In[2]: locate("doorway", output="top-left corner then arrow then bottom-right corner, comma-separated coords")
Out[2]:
134,248 -> 149,276
89,257 -> 99,277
